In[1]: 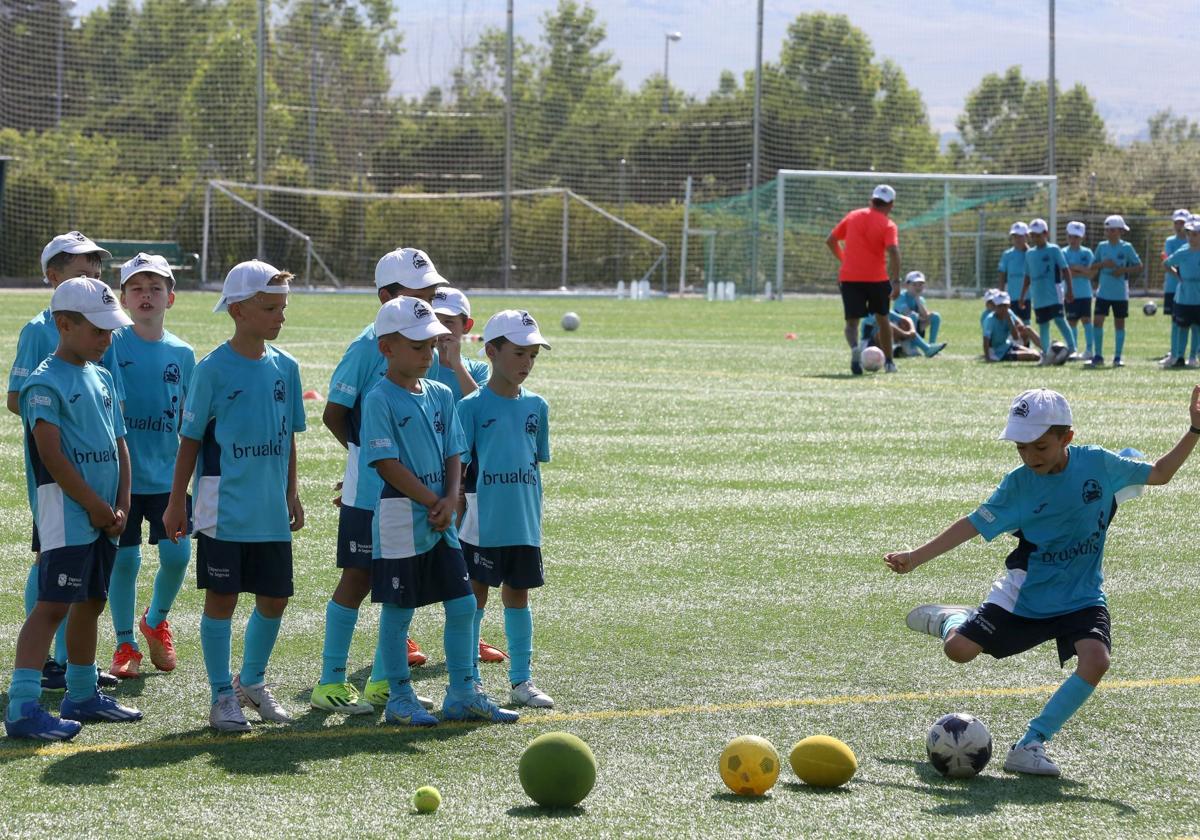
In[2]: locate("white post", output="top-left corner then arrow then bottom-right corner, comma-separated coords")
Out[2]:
680,175 -> 692,294
943,180 -> 952,294
201,181 -> 211,287
1049,177 -> 1058,243
561,190 -> 569,289
775,174 -> 785,300
305,239 -> 313,288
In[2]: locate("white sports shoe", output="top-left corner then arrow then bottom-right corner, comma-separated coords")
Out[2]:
1003,741 -> 1061,776
234,674 -> 293,723
510,679 -> 555,709
905,604 -> 973,638
210,693 -> 251,733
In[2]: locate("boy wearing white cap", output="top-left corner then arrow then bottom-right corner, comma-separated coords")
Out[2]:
309,248 -> 448,717
5,278 -> 143,740
1063,221 -> 1097,360
887,385 -> 1200,776
99,255 -> 196,680
998,222 -> 1031,323
457,310 -> 553,709
1090,214 -> 1142,367
981,293 -> 1040,362
163,260 -> 306,732
1162,211 -> 1193,366
429,287 -> 490,403
1162,217 -> 1200,368
893,272 -> 945,350
361,297 -> 517,726
1019,218 -> 1076,363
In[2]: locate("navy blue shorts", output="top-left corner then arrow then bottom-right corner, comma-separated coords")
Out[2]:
1173,302 -> 1200,329
31,524 -> 39,553
463,542 -> 545,589
1034,303 -> 1064,324
336,505 -> 374,570
196,533 -> 294,597
1164,291 -> 1175,315
1094,297 -> 1129,319
371,538 -> 472,608
38,535 -> 117,603
956,603 -> 1111,667
119,493 -> 192,547
1066,298 -> 1093,320
1010,300 -> 1032,323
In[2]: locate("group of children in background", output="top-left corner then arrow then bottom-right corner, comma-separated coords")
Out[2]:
4,232 -> 555,741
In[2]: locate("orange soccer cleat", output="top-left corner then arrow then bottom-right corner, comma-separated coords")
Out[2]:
407,637 -> 428,667
139,610 -> 178,672
110,643 -> 143,679
479,639 -> 509,663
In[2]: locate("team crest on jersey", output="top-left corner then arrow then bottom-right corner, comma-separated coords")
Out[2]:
433,410 -> 444,434
273,379 -> 286,402
525,413 -> 539,435
1012,400 -> 1030,418
413,302 -> 431,320
163,363 -> 180,384
101,386 -> 112,409
1082,479 -> 1102,504
412,252 -> 428,269
519,310 -> 534,327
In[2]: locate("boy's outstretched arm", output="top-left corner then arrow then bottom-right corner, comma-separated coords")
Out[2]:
885,517 -> 980,574
1146,385 -> 1200,486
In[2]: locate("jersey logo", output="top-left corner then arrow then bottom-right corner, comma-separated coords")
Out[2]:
1082,479 -> 1102,504
481,418 -> 496,428
433,410 -> 444,434
118,360 -> 134,368
69,393 -> 82,404
525,413 -> 539,435
412,252 -> 428,269
164,395 -> 179,420
369,437 -> 392,449
333,382 -> 356,396
273,379 -> 286,402
976,506 -> 996,524
398,416 -> 412,427
28,394 -> 51,407
101,387 -> 112,409
163,363 -> 180,384
227,390 -> 243,401
1012,400 -> 1030,418
1033,502 -> 1048,514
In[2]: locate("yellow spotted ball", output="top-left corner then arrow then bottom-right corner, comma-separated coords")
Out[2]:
789,735 -> 857,787
412,785 -> 441,813
719,735 -> 781,797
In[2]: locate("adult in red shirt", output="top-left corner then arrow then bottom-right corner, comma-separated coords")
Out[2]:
826,184 -> 902,375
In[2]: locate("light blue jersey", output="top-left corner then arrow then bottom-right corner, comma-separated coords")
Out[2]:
1094,240 -> 1140,301
9,309 -> 58,394
1163,234 -> 1187,294
457,387 -> 551,548
998,248 -> 1028,301
966,445 -> 1151,619
1024,244 -> 1069,309
102,328 -> 195,494
429,356 -> 490,404
1165,244 -> 1200,306
982,312 -> 1015,356
19,357 -> 125,552
180,343 -> 306,542
327,323 -> 387,511
362,378 -> 466,559
1064,246 -> 1095,300
893,289 -> 924,320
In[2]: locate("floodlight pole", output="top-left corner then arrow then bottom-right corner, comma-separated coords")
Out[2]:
502,0 -> 514,290
662,32 -> 681,113
1048,0 -> 1056,197
749,0 -> 763,297
256,0 -> 267,259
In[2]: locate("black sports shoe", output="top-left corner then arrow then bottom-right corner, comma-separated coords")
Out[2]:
41,658 -> 66,691
98,670 -> 119,689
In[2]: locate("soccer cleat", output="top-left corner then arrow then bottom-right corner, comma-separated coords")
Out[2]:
407,637 -> 428,667
442,688 -> 520,724
98,670 -> 119,689
1160,355 -> 1180,369
59,692 -> 143,723
510,679 -> 554,709
1003,741 -> 1061,776
1084,355 -> 1104,368
384,693 -> 438,727
1189,358 -> 1200,369
905,604 -> 973,639
233,675 -> 292,723
884,361 -> 898,374
139,610 -> 178,672
363,678 -> 434,710
479,639 -> 509,663
4,701 -> 82,741
310,682 -> 374,715
41,658 -> 66,691
110,643 -> 142,679
1112,356 -> 1125,368
209,693 -> 251,733
924,342 -> 948,358
1037,354 -> 1052,367
850,347 -> 863,376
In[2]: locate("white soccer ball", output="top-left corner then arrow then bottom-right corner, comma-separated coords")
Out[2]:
1143,301 -> 1158,316
561,311 -> 581,331
861,346 -> 886,371
926,713 -> 993,778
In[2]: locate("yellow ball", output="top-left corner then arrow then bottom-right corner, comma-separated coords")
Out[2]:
412,785 -> 441,813
789,735 -> 857,788
719,735 -> 781,797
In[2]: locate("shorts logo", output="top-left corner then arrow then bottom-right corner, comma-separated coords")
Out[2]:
182,409 -> 195,423
525,413 -> 539,435
976,506 -> 996,524
1082,479 -> 1102,504
57,573 -> 67,587
163,363 -> 180,384
392,576 -> 401,589
412,252 -> 428,269
273,379 -> 286,402
1012,400 -> 1030,418
349,540 -> 357,554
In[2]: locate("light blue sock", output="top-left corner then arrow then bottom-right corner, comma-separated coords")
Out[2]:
1019,673 -> 1095,746
1191,325 -> 1200,358
909,331 -> 932,354
23,564 -> 37,616
147,538 -> 190,626
200,614 -> 233,702
1070,322 -> 1079,348
110,546 -> 141,650
1038,321 -> 1051,350
369,633 -> 387,684
505,606 -> 534,685
65,662 -> 97,703
1115,328 -> 1126,359
472,608 -> 485,683
1054,316 -> 1076,352
444,595 -> 477,700
319,600 -> 359,685
6,668 -> 42,722
378,604 -> 413,694
1083,322 -> 1094,356
941,612 -> 969,640
239,608 -> 282,687
927,312 -> 941,343
1172,322 -> 1187,359
1094,325 -> 1105,357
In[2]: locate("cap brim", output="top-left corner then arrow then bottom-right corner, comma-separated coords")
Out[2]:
121,266 -> 174,285
431,305 -> 467,317
404,273 -> 450,289
84,309 -> 134,330
391,321 -> 451,341
504,328 -> 551,349
998,420 -> 1049,444
214,285 -> 290,312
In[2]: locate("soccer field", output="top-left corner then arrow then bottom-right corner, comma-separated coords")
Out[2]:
1,291 -> 1199,839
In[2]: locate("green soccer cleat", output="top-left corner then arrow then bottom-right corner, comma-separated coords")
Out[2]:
310,682 -> 374,715
363,678 -> 434,710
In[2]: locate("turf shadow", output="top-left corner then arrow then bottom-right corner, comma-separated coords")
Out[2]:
779,780 -> 853,796
710,792 -> 774,804
505,805 -> 587,819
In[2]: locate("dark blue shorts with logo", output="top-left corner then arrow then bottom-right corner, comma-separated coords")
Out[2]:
336,505 -> 374,570
119,492 -> 192,547
371,537 -> 473,609
956,602 -> 1110,667
196,533 -> 294,597
1094,297 -> 1129,319
462,542 -> 545,589
38,535 -> 117,603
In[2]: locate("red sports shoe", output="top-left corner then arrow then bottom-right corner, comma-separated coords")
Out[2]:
139,610 -> 177,672
479,639 -> 509,663
407,637 -> 428,667
111,643 -> 143,679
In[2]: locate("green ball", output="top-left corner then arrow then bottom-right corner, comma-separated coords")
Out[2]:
518,732 -> 597,808
412,786 -> 441,813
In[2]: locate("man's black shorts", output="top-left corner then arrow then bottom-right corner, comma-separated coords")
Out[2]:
1094,297 -> 1129,319
839,281 -> 891,320
955,603 -> 1110,667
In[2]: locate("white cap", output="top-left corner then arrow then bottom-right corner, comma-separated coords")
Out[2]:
374,248 -> 448,290
1173,208 -> 1191,222
1009,222 -> 1029,236
50,277 -> 133,331
483,309 -> 551,348
993,291 -> 1012,306
1186,217 -> 1200,233
1104,214 -> 1130,231
1028,218 -> 1049,235
983,288 -> 999,303
373,296 -> 450,341
1065,221 -> 1086,237
40,231 -> 111,280
904,270 -> 926,285
999,388 -> 1073,444
119,252 -> 174,287
871,184 -> 896,203
431,286 -> 471,319
214,260 -> 288,312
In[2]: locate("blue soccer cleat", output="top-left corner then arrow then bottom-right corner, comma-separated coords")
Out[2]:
60,692 -> 143,723
442,688 -> 520,724
4,701 -> 82,741
384,694 -> 438,728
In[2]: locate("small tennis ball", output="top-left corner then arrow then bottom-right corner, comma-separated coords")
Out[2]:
412,785 -> 441,813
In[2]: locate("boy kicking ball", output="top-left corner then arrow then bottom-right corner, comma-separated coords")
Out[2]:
885,386 -> 1200,775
